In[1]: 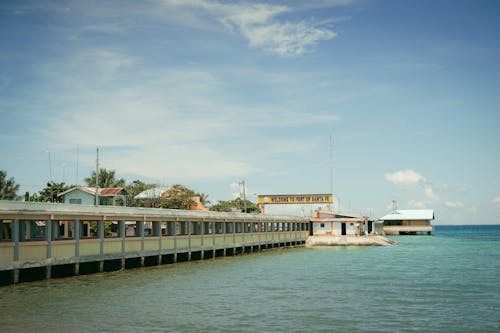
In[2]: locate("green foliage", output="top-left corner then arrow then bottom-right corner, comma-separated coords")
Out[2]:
0,170 -> 20,200
210,197 -> 260,213
85,168 -> 125,188
159,184 -> 196,209
89,221 -> 115,237
124,180 -> 156,206
34,181 -> 71,203
196,192 -> 210,206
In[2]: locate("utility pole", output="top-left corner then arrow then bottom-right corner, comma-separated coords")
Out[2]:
47,150 -> 53,183
95,147 -> 99,206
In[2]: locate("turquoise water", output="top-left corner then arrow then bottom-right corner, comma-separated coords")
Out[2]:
1,225 -> 499,332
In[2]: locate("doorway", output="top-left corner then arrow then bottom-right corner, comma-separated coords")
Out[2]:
341,223 -> 346,235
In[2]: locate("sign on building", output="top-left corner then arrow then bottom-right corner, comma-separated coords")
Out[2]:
257,194 -> 333,217
258,194 -> 333,205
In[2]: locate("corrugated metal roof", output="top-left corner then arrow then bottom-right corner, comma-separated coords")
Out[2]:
134,186 -> 170,199
58,186 -> 94,197
311,217 -> 366,223
379,210 -> 434,221
58,186 -> 124,197
318,211 -> 363,219
99,188 -> 124,196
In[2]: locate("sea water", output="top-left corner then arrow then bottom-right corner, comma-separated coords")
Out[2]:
0,225 -> 499,332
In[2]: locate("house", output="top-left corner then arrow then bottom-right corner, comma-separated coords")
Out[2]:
58,186 -> 126,206
133,186 -> 170,207
310,210 -> 368,236
188,196 -> 208,211
379,209 -> 434,235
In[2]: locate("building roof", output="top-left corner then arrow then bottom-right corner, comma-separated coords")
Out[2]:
134,186 -> 170,199
317,211 -> 363,219
58,186 -> 124,197
311,217 -> 366,223
0,200 -> 309,223
379,210 -> 434,221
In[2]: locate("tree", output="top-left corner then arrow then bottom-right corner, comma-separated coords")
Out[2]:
0,170 -> 20,200
124,180 -> 156,206
85,168 -> 125,188
196,192 -> 210,206
210,198 -> 260,213
34,182 -> 71,203
160,184 -> 196,210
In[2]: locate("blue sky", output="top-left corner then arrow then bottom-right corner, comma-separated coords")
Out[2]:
1,0 -> 499,224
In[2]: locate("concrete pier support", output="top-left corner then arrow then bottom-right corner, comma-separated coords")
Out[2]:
223,222 -> 227,257
13,269 -> 19,284
157,222 -> 163,265
46,220 -> 52,279
187,222 -> 191,261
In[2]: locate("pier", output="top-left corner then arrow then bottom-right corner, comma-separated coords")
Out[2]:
0,201 -> 309,286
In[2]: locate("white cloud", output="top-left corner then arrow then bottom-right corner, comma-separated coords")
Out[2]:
165,0 -> 337,56
35,59 -> 339,183
385,169 -> 439,203
39,68 -> 253,180
229,182 -> 242,199
423,185 -> 439,200
408,200 -> 431,209
444,201 -> 464,208
493,196 -> 500,204
239,20 -> 336,56
385,169 -> 426,185
440,184 -> 469,193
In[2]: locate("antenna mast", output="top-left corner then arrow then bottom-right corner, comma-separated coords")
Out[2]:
76,144 -> 79,186
95,147 -> 99,206
329,134 -> 334,210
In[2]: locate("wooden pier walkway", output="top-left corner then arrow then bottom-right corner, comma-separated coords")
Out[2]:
0,201 -> 310,286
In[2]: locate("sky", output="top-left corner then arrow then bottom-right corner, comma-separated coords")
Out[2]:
1,0 -> 499,224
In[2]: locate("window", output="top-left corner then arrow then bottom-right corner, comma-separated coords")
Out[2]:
69,198 -> 82,204
320,223 -> 325,228
385,220 -> 402,226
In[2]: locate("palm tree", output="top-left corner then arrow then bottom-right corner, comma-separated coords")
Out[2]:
84,168 -> 126,188
35,181 -> 71,203
0,170 -> 20,200
196,192 -> 210,206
